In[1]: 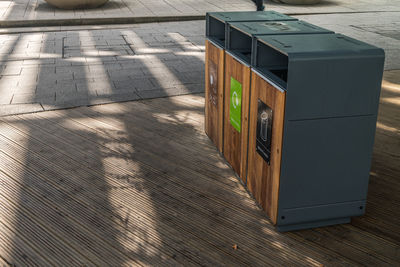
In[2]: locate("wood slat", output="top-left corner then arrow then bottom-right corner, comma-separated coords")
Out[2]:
0,168 -> 137,267
223,53 -> 251,181
247,71 -> 286,224
0,102 -> 382,267
204,40 -> 224,152
0,183 -> 95,266
0,113 -> 315,266
0,124 -> 241,266
0,220 -> 50,267
0,110 -> 342,266
20,107 -> 361,266
25,105 -> 364,266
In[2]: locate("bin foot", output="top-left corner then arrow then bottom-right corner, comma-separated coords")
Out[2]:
276,217 -> 351,232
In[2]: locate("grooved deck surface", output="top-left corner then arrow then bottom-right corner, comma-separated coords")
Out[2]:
0,72 -> 399,265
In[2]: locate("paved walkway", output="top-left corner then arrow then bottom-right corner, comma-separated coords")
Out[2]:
0,21 -> 205,115
1,0 -> 400,27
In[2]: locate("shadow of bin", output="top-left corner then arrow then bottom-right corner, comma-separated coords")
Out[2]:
205,11 -> 297,153
223,20 -> 333,183
248,33 -> 384,231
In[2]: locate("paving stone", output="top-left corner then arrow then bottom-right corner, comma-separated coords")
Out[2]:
108,69 -> 142,81
53,92 -> 91,108
0,93 -> 13,104
114,78 -> 151,91
179,71 -> 205,84
41,98 -> 90,111
2,66 -> 22,76
141,66 -> 176,76
73,69 -> 107,80
11,93 -> 38,104
20,67 -> 39,76
77,80 -> 115,95
54,81 -> 77,92
16,75 -> 38,89
55,59 -> 73,67
0,103 -> 43,117
94,90 -> 141,103
0,76 -> 19,88
56,65 -> 89,74
137,86 -> 194,100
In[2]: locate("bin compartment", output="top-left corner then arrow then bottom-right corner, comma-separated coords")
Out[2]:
253,41 -> 289,88
223,53 -> 251,182
247,71 -> 286,224
205,40 -> 225,152
247,33 -> 384,231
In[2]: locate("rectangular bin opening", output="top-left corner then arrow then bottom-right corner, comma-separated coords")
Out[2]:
255,41 -> 288,87
227,26 -> 252,65
207,16 -> 226,47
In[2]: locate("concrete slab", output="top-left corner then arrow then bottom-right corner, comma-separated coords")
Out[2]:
0,103 -> 44,116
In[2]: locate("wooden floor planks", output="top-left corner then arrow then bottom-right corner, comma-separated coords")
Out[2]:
0,70 -> 399,266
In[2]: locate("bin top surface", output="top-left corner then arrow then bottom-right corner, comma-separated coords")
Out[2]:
207,11 -> 297,23
229,20 -> 333,36
256,34 -> 384,59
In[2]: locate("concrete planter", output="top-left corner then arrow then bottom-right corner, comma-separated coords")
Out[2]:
271,0 -> 322,4
44,0 -> 109,9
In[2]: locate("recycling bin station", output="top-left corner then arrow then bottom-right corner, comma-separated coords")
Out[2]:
204,11 -> 385,231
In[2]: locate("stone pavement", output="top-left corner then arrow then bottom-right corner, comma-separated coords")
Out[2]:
0,1 -> 399,116
0,21 -> 206,115
1,0 -> 400,27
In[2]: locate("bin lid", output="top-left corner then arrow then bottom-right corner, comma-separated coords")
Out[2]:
229,20 -> 333,36
256,34 -> 384,59
207,11 -> 297,23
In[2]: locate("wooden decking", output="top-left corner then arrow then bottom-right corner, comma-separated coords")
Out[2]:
0,71 -> 399,266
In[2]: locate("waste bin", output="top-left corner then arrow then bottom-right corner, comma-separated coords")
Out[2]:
248,33 -> 385,231
223,20 -> 333,182
205,11 -> 297,153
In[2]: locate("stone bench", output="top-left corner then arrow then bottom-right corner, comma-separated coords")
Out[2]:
44,0 -> 109,9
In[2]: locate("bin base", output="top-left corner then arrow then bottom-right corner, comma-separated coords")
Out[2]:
276,217 -> 351,232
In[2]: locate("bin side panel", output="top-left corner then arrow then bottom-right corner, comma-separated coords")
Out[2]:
223,53 -> 251,181
205,40 -> 225,152
286,56 -> 384,120
247,72 -> 286,224
277,115 -> 377,225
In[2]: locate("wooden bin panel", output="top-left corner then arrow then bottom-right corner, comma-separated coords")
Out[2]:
223,53 -> 251,182
205,40 -> 224,152
247,71 -> 286,224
